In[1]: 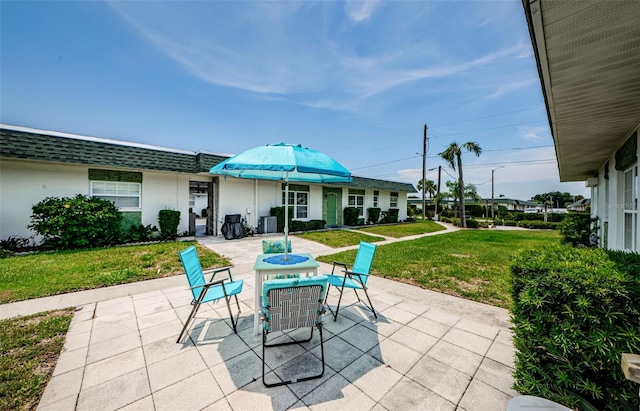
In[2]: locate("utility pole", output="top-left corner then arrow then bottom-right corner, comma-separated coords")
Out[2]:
491,166 -> 504,219
436,165 -> 441,218
422,124 -> 427,221
491,168 -> 496,219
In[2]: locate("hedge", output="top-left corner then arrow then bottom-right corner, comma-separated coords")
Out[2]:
158,209 -> 180,239
517,220 -> 561,230
511,245 -> 640,410
344,207 -> 361,226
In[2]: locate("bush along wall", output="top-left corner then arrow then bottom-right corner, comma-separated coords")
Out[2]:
29,195 -> 122,249
367,207 -> 381,224
270,206 -> 294,233
511,245 -> 640,410
380,208 -> 399,224
344,207 -> 361,226
289,220 -> 326,232
158,209 -> 180,240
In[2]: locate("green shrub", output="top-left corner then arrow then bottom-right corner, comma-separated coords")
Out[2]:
367,207 -> 381,224
158,209 -> 180,239
344,207 -> 360,226
121,224 -> 158,243
380,209 -> 399,224
518,220 -> 561,230
504,220 -> 517,226
29,195 -> 122,249
465,219 -> 480,228
290,219 -> 326,232
511,245 -> 640,410
270,206 -> 293,232
465,204 -> 485,217
560,213 -> 598,247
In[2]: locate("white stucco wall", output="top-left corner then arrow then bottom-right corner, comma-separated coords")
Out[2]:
0,159 -> 192,240
0,160 -> 89,239
216,178 -> 327,234
591,128 -> 640,252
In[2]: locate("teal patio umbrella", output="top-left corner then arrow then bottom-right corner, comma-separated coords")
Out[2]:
210,143 -> 352,260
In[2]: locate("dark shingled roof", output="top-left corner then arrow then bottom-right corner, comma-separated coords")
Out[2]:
1,126 -> 417,192
329,176 -> 416,193
0,127 -> 228,173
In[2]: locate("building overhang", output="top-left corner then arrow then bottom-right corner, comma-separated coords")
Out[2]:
523,0 -> 640,181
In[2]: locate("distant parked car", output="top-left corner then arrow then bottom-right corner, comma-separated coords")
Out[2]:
524,208 -> 538,213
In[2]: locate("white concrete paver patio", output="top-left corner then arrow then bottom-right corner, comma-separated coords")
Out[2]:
13,226 -> 517,410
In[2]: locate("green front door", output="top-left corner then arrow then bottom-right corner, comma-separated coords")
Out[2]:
323,187 -> 342,227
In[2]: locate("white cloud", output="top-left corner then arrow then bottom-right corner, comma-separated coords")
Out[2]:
484,78 -> 536,100
108,2 -> 534,113
518,125 -> 551,141
344,0 -> 381,23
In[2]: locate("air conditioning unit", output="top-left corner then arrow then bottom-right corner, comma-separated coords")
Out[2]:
258,216 -> 277,234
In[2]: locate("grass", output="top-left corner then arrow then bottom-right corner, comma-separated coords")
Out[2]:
357,219 -> 446,238
0,308 -> 74,411
317,229 -> 561,308
295,230 -> 385,248
295,220 -> 446,247
0,242 -> 230,304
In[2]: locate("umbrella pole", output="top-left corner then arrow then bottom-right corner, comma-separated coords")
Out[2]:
284,174 -> 289,260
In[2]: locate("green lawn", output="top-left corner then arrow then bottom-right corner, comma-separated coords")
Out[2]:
357,219 -> 446,238
0,308 -> 74,411
295,220 -> 446,247
317,229 -> 561,308
295,230 -> 385,248
0,242 -> 229,304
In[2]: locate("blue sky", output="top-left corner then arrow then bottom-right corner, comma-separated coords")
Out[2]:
1,1 -> 590,201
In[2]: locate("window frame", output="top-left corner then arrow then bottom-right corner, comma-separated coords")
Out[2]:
282,184 -> 309,220
348,189 -> 365,217
90,180 -> 142,211
390,191 -> 399,208
623,164 -> 638,251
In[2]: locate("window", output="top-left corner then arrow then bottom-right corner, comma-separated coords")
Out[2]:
348,189 -> 365,217
91,181 -> 141,209
390,192 -> 399,208
623,165 -> 637,250
282,184 -> 309,219
373,191 -> 379,207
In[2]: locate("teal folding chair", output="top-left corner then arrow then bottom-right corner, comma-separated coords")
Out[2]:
261,276 -> 328,387
176,245 -> 243,343
325,241 -> 377,321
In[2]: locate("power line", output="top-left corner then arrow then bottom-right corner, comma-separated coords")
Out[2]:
349,144 -> 553,171
365,158 -> 558,179
328,106 -> 545,155
350,155 -> 420,170
430,106 -> 542,127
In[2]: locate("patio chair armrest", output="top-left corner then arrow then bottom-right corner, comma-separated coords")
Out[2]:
189,278 -> 226,291
344,269 -> 369,282
331,261 -> 349,274
204,265 -> 235,281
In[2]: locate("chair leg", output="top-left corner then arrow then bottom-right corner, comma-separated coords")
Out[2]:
177,301 -> 201,343
361,287 -> 377,319
325,282 -> 349,322
262,325 -> 325,387
224,295 -> 242,334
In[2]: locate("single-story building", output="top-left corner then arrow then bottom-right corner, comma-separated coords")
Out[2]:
523,0 -> 640,251
0,125 -> 416,242
566,198 -> 591,213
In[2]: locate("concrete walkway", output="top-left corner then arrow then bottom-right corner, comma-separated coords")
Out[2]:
5,224 -> 517,410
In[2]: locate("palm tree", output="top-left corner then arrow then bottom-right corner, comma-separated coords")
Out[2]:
417,179 -> 437,201
440,141 -> 482,228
